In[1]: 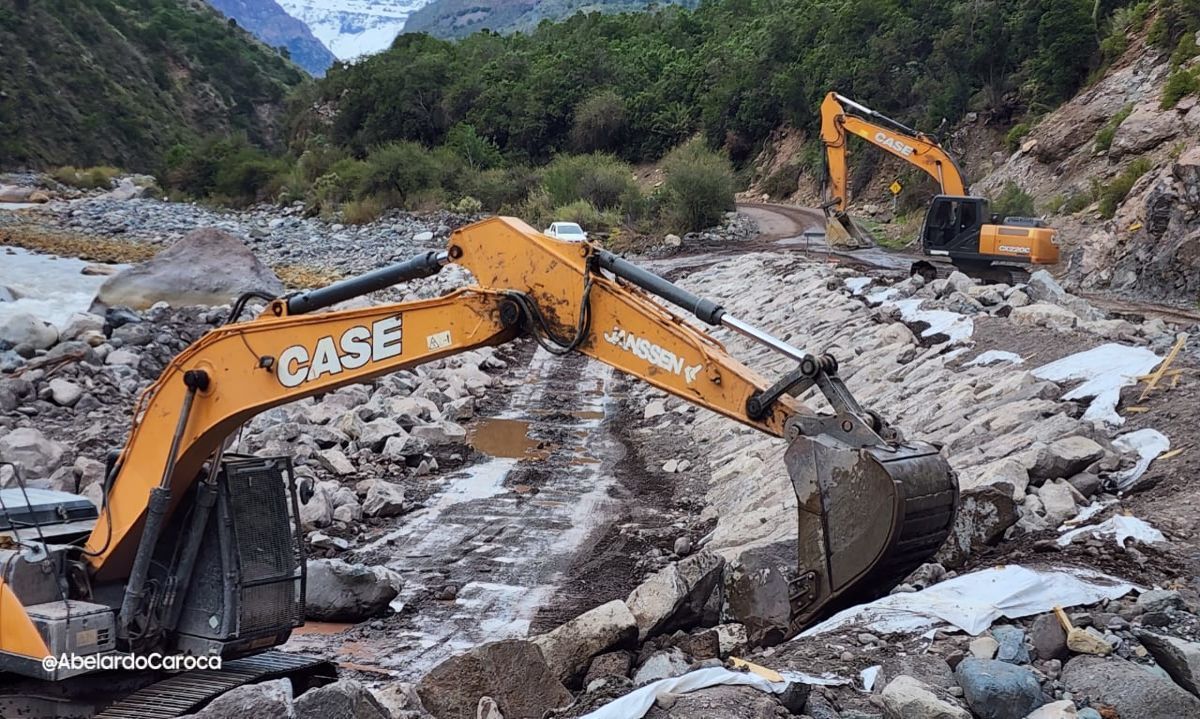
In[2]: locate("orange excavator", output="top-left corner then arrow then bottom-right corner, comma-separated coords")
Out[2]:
0,217 -> 957,717
820,91 -> 1059,281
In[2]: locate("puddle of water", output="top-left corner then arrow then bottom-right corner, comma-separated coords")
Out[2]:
292,621 -> 355,636
0,246 -> 127,326
467,417 -> 549,459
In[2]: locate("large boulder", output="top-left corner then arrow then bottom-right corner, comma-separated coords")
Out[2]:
0,427 -> 67,481
1030,436 -> 1105,481
94,228 -> 284,310
626,550 -> 724,641
294,679 -> 390,719
1110,102 -> 1180,158
416,639 -> 572,719
304,559 -> 401,621
955,658 -> 1043,719
0,313 -> 59,350
532,599 -> 638,685
1135,630 -> 1200,697
180,678 -> 293,719
1009,303 -> 1078,331
1062,655 -> 1200,718
935,486 -> 1018,569
880,675 -> 971,719
644,685 -> 787,718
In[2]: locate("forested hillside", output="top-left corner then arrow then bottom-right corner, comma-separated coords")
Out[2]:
309,0 -> 1164,166
402,0 -> 698,40
0,0 -> 304,171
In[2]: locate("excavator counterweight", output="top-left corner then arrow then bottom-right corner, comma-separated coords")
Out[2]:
0,217 -> 957,716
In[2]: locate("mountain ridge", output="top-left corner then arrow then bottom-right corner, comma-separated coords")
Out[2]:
206,0 -> 338,75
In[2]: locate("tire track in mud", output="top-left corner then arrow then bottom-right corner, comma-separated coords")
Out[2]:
288,344 -> 639,680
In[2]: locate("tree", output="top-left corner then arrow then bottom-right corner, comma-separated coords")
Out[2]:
569,90 -> 627,153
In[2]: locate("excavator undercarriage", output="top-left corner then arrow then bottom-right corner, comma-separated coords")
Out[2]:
0,217 -> 957,716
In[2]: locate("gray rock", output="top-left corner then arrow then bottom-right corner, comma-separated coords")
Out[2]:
1137,589 -> 1184,614
626,550 -> 724,641
1024,700 -> 1077,719
878,654 -> 957,692
633,647 -> 690,686
643,685 -> 786,718
1010,303 -> 1079,331
1135,629 -> 1200,697
294,679 -> 389,719
105,348 -> 141,367
409,421 -> 467,445
583,651 -> 633,687
317,448 -> 355,476
724,551 -> 793,646
1025,270 -> 1069,305
970,636 -> 1000,660
0,427 -> 66,480
368,682 -> 425,717
300,481 -> 334,530
305,558 -> 401,621
935,486 -> 1018,569
1031,437 -> 1105,481
880,675 -> 971,719
1030,613 -> 1067,661
1066,472 -> 1101,499
1038,479 -> 1080,527
359,418 -> 405,451
182,678 -> 292,719
993,626 -> 1030,664
362,480 -> 408,518
416,639 -> 572,719
532,599 -> 637,685
48,379 -> 83,407
60,312 -> 105,342
95,228 -> 284,310
955,658 -> 1044,719
0,313 -> 58,350
1062,655 -> 1200,718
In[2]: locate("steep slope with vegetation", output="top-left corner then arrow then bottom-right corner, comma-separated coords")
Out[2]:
206,0 -> 337,75
402,0 -> 698,40
0,0 -> 304,171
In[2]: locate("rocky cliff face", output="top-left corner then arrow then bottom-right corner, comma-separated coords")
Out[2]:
207,0 -> 338,75
974,30 -> 1200,304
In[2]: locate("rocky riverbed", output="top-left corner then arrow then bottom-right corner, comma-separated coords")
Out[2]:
2,188 -> 1199,719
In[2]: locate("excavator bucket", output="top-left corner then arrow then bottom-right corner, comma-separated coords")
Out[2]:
784,433 -> 958,629
824,211 -> 876,249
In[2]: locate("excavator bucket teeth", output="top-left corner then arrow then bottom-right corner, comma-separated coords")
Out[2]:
824,214 -> 875,249
785,435 -> 958,629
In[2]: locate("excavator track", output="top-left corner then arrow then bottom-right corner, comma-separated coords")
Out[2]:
94,652 -> 336,719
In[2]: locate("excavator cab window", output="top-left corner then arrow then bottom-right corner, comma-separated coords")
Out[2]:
923,195 -> 987,254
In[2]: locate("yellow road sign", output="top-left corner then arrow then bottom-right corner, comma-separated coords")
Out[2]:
889,180 -> 902,195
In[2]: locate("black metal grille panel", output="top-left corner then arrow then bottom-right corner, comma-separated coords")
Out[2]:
223,458 -> 303,634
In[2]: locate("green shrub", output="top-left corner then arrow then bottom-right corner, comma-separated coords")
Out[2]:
1171,32 -> 1200,68
445,124 -> 503,171
342,196 -> 386,224
570,90 -> 628,153
50,166 -> 122,190
1042,194 -> 1067,214
542,153 -> 638,211
1098,157 -> 1154,218
450,196 -> 483,213
551,199 -> 619,230
296,143 -> 349,183
310,158 -> 369,210
462,166 -> 540,211
1094,103 -> 1133,152
359,142 -> 438,202
1162,69 -> 1200,109
1005,123 -> 1031,153
510,190 -> 555,230
660,139 -> 734,233
1062,189 -> 1094,214
992,182 -> 1035,218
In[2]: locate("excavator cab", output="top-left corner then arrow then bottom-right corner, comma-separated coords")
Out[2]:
921,195 -> 989,257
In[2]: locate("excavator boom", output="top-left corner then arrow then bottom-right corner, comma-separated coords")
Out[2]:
1,217 -> 957,711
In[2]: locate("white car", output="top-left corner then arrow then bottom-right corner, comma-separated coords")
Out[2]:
544,222 -> 588,242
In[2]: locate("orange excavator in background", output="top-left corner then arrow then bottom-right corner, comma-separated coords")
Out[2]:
0,217 -> 957,717
820,91 -> 1059,281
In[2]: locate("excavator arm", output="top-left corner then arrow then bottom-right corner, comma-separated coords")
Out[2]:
1,217 -> 957,677
821,91 -> 968,212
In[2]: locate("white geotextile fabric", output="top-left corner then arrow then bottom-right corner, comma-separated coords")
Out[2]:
797,565 -> 1138,638
1111,428 -> 1171,492
577,667 -> 847,719
1032,344 -> 1162,425
1058,515 -> 1167,547
967,350 -> 1024,366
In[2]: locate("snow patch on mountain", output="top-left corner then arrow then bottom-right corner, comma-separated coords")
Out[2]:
277,0 -> 430,60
